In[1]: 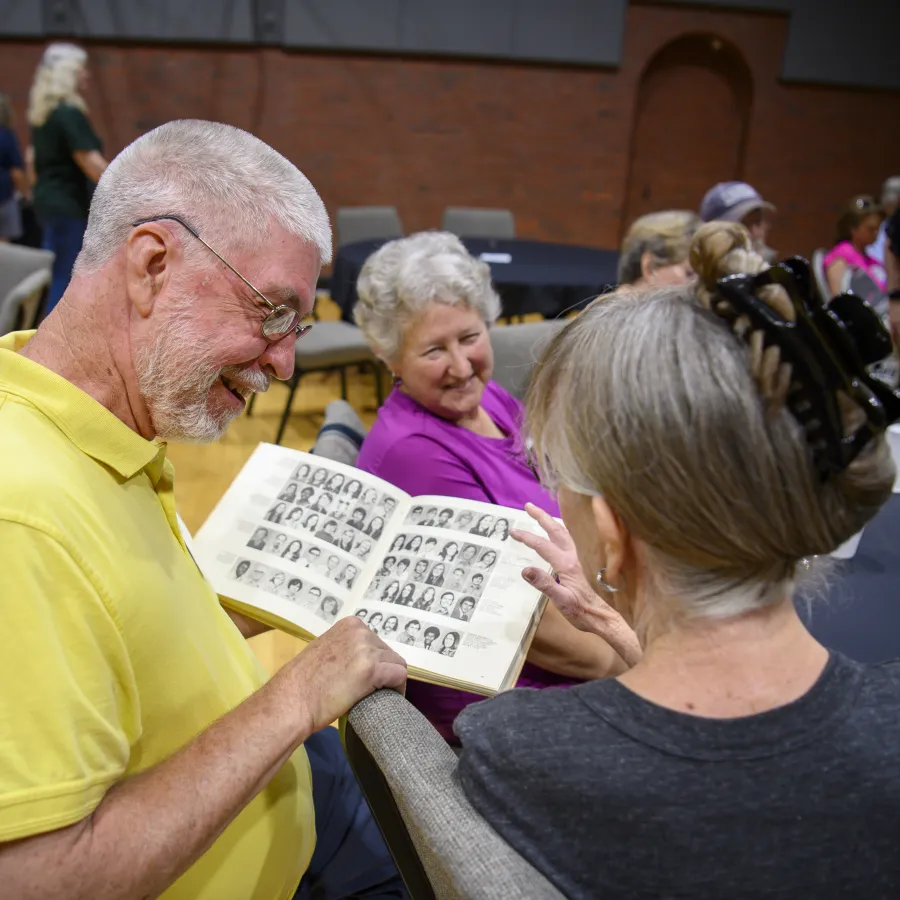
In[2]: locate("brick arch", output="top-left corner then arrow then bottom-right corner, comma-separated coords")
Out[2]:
621,33 -> 754,239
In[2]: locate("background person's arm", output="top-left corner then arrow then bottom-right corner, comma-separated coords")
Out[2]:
222,604 -> 274,638
72,149 -> 108,183
10,166 -> 30,200
825,258 -> 847,298
25,145 -> 36,188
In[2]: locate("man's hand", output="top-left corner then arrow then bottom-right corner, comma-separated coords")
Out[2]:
281,617 -> 407,735
511,503 -> 642,667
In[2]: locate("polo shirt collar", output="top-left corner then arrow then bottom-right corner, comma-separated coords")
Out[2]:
0,331 -> 164,480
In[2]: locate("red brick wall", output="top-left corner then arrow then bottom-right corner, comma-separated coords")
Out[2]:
1,3 -> 898,259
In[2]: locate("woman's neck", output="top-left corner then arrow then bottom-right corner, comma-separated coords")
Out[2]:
456,404 -> 505,438
617,599 -> 829,718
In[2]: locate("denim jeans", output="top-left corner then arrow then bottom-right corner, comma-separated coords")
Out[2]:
294,726 -> 407,900
41,216 -> 87,317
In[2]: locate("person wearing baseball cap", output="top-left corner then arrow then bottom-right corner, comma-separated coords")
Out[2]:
700,181 -> 776,261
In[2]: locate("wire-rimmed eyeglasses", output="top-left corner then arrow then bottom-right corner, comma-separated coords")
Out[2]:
131,214 -> 314,342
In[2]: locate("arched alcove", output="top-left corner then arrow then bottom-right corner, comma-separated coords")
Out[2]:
621,34 -> 754,237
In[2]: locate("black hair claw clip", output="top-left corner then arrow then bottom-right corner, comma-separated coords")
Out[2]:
714,257 -> 900,479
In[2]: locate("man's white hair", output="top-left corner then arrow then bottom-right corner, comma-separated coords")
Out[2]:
76,119 -> 332,274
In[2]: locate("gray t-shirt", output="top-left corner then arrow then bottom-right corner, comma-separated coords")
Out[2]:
455,653 -> 900,899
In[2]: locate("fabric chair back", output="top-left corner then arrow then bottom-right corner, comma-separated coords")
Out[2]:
343,690 -> 566,900
336,207 -> 404,248
441,208 -> 515,240
0,243 -> 54,307
489,319 -> 567,401
0,269 -> 51,336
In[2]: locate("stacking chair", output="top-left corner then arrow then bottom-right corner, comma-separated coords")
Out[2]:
343,690 -> 566,900
441,208 -> 515,240
0,243 -> 54,324
489,319 -> 567,401
336,206 -> 404,248
265,321 -> 383,445
0,269 -> 51,336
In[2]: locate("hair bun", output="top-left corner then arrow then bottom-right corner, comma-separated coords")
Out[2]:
689,221 -> 794,415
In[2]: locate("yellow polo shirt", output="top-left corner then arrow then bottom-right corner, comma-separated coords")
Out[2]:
0,332 -> 315,899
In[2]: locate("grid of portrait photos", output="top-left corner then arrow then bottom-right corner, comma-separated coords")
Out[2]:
402,505 -> 512,542
261,463 -> 399,564
244,523 -> 361,589
352,608 -> 463,658
361,533 -> 496,623
229,558 -> 344,625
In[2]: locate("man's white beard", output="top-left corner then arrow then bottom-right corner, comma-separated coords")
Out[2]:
134,305 -> 270,443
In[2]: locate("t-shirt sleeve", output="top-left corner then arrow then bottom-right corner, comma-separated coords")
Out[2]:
55,105 -> 102,154
375,434 -> 492,503
0,519 -> 139,841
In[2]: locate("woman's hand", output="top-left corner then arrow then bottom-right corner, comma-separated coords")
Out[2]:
511,503 -> 643,667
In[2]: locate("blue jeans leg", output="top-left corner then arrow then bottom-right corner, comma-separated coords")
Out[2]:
41,217 -> 87,317
295,726 -> 408,900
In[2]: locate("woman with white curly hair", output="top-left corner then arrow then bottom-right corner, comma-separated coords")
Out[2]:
355,230 -> 627,742
28,43 -> 108,314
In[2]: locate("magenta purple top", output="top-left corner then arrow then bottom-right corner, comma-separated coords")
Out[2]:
823,241 -> 887,292
357,381 -> 578,743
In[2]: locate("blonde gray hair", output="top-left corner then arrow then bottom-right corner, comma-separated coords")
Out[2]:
75,119 -> 331,274
354,231 -> 501,362
528,223 -> 894,621
618,210 -> 701,285
28,43 -> 88,127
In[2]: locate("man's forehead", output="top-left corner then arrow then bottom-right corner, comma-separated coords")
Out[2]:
243,238 -> 320,313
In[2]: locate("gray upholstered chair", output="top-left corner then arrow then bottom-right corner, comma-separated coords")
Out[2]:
268,321 -> 383,445
343,690 -> 566,900
336,206 -> 404,248
0,269 -> 51,336
441,208 -> 515,240
489,319 -> 567,401
0,243 -> 54,325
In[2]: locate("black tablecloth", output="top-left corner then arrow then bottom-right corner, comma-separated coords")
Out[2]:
331,237 -> 620,322
801,494 -> 900,662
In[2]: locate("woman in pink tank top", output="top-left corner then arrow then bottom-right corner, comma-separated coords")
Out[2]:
824,195 -> 886,297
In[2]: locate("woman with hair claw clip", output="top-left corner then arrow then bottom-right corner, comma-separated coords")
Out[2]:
453,220 -> 900,900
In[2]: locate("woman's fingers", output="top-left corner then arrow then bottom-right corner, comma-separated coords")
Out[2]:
523,502 -> 574,549
511,528 -> 564,568
523,567 -> 572,608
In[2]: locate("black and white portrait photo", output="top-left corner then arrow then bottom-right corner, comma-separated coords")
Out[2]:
264,502 -> 287,524
452,596 -> 477,622
248,527 -> 269,550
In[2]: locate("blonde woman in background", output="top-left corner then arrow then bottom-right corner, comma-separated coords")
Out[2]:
617,209 -> 700,288
456,221 -> 900,898
28,43 -> 108,315
0,92 -> 28,242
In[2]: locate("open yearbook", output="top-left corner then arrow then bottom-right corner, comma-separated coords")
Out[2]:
192,443 -> 552,696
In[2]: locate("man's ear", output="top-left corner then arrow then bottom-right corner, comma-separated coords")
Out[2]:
125,222 -> 179,318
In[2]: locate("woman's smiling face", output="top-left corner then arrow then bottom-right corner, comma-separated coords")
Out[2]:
392,302 -> 493,422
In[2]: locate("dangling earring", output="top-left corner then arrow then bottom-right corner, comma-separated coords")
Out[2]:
596,568 -> 625,593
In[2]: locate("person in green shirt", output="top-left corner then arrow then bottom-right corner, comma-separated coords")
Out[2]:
27,43 -> 108,316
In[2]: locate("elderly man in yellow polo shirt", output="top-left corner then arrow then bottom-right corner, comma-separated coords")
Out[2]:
0,121 -> 409,900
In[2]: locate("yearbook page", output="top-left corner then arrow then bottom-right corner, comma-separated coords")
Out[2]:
192,444 -> 551,695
